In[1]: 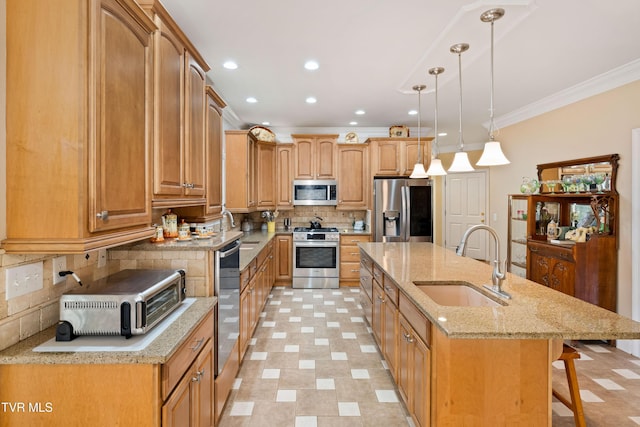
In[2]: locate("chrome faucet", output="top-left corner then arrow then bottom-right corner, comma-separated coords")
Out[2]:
221,207 -> 235,229
456,224 -> 510,299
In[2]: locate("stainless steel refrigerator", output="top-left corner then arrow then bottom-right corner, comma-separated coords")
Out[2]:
373,178 -> 432,242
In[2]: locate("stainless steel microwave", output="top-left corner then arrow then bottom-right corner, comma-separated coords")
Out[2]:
293,180 -> 338,206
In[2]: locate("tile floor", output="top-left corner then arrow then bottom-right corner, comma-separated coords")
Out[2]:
218,287 -> 640,426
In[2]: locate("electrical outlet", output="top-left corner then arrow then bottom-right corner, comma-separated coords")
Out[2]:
97,249 -> 107,268
52,256 -> 67,285
5,262 -> 44,300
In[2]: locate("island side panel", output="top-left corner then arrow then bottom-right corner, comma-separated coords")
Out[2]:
432,328 -> 552,426
0,364 -> 161,427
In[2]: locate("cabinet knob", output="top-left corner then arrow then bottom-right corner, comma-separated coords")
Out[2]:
96,211 -> 108,220
403,332 -> 415,343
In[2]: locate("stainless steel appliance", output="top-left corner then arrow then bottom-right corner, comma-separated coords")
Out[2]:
373,177 -> 433,242
292,227 -> 340,288
293,179 -> 338,206
214,238 -> 241,377
56,269 -> 186,341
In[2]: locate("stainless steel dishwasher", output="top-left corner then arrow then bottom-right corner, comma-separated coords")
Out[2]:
214,239 -> 241,377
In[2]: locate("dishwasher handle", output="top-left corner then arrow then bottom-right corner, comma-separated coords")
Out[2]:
219,239 -> 241,258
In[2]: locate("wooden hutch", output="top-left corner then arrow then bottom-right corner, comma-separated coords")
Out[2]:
507,154 -> 619,312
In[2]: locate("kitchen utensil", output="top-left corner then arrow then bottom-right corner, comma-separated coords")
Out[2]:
309,216 -> 323,229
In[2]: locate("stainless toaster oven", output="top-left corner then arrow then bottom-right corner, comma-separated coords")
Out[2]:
55,269 -> 186,341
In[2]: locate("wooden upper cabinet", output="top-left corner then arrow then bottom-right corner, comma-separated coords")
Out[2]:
276,144 -> 294,210
141,0 -> 209,206
337,144 -> 369,209
205,87 -> 225,216
292,134 -> 337,179
368,137 -> 432,177
225,130 -> 257,212
256,142 -> 277,209
4,0 -> 156,253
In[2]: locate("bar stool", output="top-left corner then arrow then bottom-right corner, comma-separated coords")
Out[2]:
553,343 -> 586,427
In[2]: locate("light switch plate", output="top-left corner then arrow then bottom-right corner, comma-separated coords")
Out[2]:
5,262 -> 44,300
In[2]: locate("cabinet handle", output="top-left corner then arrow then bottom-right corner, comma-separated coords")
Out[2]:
403,332 -> 414,343
96,210 -> 108,220
529,247 -> 538,252
191,337 -> 205,352
377,295 -> 385,303
192,375 -> 200,383
350,252 -> 359,256
183,183 -> 195,189
351,269 -> 359,273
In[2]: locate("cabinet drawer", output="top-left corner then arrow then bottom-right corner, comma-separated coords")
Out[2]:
340,261 -> 361,279
360,266 -> 373,301
372,264 -> 384,285
341,248 -> 362,262
341,235 -> 371,246
382,276 -> 399,307
399,293 -> 431,346
162,309 -> 214,400
360,252 -> 373,272
240,266 -> 251,291
528,241 -> 575,262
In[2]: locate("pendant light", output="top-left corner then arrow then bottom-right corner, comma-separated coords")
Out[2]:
448,43 -> 474,172
476,8 -> 511,166
425,67 -> 447,176
409,84 -> 429,178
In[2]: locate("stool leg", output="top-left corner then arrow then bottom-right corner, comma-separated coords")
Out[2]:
564,358 -> 586,427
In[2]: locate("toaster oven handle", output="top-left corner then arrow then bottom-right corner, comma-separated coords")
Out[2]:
121,302 -> 132,339
135,301 -> 147,332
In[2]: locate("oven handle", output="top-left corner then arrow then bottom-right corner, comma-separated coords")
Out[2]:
219,239 -> 241,258
293,241 -> 339,248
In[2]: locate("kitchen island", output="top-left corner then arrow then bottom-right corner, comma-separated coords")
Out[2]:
359,242 -> 640,426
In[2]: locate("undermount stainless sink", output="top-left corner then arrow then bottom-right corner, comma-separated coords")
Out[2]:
414,281 -> 506,307
240,241 -> 260,250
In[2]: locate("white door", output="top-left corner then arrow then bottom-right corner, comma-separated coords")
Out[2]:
445,171 -> 488,260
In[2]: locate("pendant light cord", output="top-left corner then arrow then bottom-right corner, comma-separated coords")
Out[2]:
433,73 -> 439,157
457,51 -> 464,152
488,18 -> 496,141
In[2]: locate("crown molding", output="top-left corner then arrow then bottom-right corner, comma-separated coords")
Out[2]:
494,59 -> 640,130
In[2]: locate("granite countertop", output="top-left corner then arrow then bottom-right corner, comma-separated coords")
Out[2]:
0,297 -> 217,365
360,242 -> 640,341
131,230 -> 244,251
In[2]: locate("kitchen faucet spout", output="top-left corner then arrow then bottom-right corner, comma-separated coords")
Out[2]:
221,208 -> 235,229
456,224 -> 510,299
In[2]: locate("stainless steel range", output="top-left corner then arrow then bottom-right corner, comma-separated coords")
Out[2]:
292,227 -> 340,289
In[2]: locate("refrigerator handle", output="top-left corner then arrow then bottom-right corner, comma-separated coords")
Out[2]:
401,186 -> 409,241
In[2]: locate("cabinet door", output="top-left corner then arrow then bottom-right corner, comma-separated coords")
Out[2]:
294,139 -> 315,179
316,138 -> 336,179
412,333 -> 430,427
90,0 -> 153,232
162,365 -> 193,427
529,252 -> 575,296
372,282 -> 384,346
275,235 -> 293,281
184,54 -> 206,197
337,145 -> 368,209
194,340 -> 214,427
383,299 -> 398,378
239,286 -> 252,359
397,315 -> 413,410
276,145 -> 294,209
256,142 -> 276,208
373,141 -> 401,176
152,17 -> 184,197
403,140 -> 430,176
205,87 -> 224,215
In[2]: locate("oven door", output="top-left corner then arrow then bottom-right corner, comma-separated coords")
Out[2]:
292,240 -> 339,289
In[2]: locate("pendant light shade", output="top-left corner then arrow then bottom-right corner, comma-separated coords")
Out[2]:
448,43 -> 474,173
476,8 -> 510,167
410,84 -> 429,179
425,66 -> 447,176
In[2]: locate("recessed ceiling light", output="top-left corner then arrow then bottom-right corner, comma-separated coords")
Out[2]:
349,121 -> 358,125
305,97 -> 317,104
246,97 -> 258,103
408,109 -> 418,116
355,110 -> 365,115
438,132 -> 447,136
262,121 -> 270,126
304,60 -> 319,70
223,61 -> 238,70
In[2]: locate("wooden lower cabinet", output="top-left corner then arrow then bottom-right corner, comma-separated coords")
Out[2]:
163,339 -> 214,427
0,307 -> 215,427
274,234 -> 293,283
363,258 -> 555,426
340,234 -> 371,285
398,313 -> 430,427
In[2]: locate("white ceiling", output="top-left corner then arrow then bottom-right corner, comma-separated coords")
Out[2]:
161,0 -> 640,149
